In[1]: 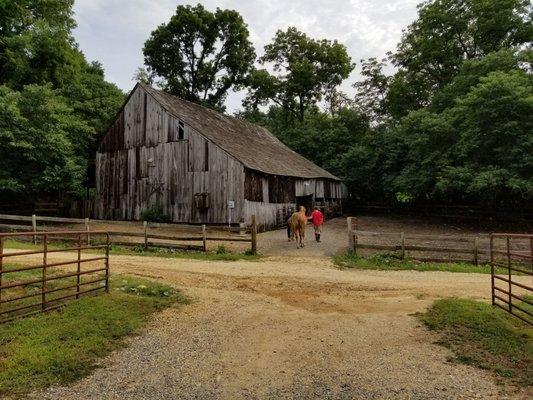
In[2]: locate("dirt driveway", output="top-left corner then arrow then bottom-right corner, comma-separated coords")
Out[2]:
17,250 -> 529,400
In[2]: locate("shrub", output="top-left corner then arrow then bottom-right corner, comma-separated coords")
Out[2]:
141,205 -> 169,223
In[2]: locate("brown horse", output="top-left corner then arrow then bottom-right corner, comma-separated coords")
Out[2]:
288,206 -> 307,248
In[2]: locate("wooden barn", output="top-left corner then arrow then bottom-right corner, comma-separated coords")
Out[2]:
95,83 -> 344,230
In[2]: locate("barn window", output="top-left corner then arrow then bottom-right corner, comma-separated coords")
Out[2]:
168,120 -> 185,142
204,140 -> 209,171
194,192 -> 210,209
178,121 -> 184,140
244,170 -> 263,202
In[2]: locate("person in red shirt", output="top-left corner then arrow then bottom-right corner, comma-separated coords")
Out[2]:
309,206 -> 324,242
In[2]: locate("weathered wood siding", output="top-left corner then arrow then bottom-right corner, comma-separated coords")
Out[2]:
96,85 -> 245,224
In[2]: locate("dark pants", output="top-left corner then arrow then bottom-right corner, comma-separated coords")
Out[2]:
287,225 -> 291,239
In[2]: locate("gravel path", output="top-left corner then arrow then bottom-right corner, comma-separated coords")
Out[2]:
16,251 -> 530,400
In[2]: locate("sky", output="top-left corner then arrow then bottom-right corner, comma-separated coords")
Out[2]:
72,0 -> 420,113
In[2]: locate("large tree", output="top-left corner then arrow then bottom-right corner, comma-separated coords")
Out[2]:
393,0 -> 532,108
244,27 -> 354,121
143,4 -> 255,111
0,0 -> 124,198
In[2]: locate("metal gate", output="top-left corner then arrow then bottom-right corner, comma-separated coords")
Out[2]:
489,233 -> 532,325
0,230 -> 110,324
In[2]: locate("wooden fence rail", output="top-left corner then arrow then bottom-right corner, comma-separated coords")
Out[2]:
0,214 -> 258,254
346,217 -> 485,264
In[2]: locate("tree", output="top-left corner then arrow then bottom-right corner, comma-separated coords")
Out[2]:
0,0 -> 124,198
393,0 -> 532,101
0,84 -> 88,196
143,4 -> 255,111
244,27 -> 354,121
353,57 -> 391,124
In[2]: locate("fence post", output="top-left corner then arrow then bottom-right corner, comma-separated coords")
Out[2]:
400,232 -> 405,259
347,217 -> 357,252
506,236 -> 511,312
105,233 -> 110,293
76,233 -> 81,299
0,237 -> 3,305
143,221 -> 148,250
32,214 -> 37,245
42,234 -> 47,310
202,224 -> 207,252
473,237 -> 479,266
490,234 -> 495,305
85,217 -> 90,245
251,214 -> 257,255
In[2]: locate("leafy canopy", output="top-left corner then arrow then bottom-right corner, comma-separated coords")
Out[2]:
244,27 -> 354,120
143,3 -> 255,111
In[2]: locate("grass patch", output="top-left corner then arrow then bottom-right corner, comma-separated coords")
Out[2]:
333,251 -> 511,274
0,275 -> 189,398
418,298 -> 532,386
3,238 -> 262,262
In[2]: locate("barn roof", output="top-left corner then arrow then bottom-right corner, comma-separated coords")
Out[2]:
139,83 -> 339,181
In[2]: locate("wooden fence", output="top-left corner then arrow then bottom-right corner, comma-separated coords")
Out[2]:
346,217 -> 485,264
0,214 -> 258,254
0,231 -> 110,324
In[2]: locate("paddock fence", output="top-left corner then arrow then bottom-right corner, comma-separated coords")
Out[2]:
0,231 -> 110,324
346,217 -> 489,264
490,233 -> 532,325
0,214 -> 258,254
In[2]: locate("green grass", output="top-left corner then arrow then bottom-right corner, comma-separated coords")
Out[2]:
0,275 -> 189,398
418,298 -> 532,385
333,251 -> 512,274
3,238 -> 262,261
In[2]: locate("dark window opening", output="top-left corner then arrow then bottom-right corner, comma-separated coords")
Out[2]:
142,93 -> 147,142
204,140 -> 209,171
178,121 -> 184,140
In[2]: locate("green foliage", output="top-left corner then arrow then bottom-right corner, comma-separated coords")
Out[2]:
0,84 -> 87,194
0,275 -> 189,397
216,245 -> 229,254
143,3 -> 255,111
419,298 -> 532,385
140,204 -> 169,223
244,27 -> 354,120
0,0 -> 124,199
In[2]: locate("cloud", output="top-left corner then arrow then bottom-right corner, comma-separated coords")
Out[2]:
72,0 -> 419,112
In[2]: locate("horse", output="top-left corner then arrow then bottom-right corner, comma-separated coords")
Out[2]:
288,206 -> 307,248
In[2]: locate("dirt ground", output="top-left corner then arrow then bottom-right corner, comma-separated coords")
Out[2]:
5,247 -> 528,400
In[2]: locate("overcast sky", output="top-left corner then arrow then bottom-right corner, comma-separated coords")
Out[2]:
72,0 -> 420,112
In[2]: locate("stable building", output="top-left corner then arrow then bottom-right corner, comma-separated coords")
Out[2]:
95,83 -> 344,230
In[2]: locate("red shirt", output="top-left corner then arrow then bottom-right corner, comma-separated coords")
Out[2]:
310,210 -> 324,227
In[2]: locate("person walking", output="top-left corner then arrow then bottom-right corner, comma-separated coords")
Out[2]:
310,206 -> 324,242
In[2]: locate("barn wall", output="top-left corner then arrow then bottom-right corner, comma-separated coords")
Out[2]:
96,85 -> 245,224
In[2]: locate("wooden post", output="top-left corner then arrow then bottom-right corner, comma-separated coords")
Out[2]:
347,217 -> 357,252
490,235 -> 495,305
353,231 -> 357,254
104,233 -> 110,293
400,232 -> 405,259
42,234 -> 47,310
32,214 -> 37,245
85,217 -> 90,245
76,233 -> 81,299
473,237 -> 479,266
143,221 -> 148,249
251,214 -> 257,255
506,236 -> 511,312
0,237 -> 3,305
202,224 -> 207,252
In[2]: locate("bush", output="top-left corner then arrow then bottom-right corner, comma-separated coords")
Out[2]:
141,205 -> 169,223
216,245 -> 229,254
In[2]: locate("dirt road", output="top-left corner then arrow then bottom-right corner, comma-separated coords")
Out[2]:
16,250 -> 529,400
